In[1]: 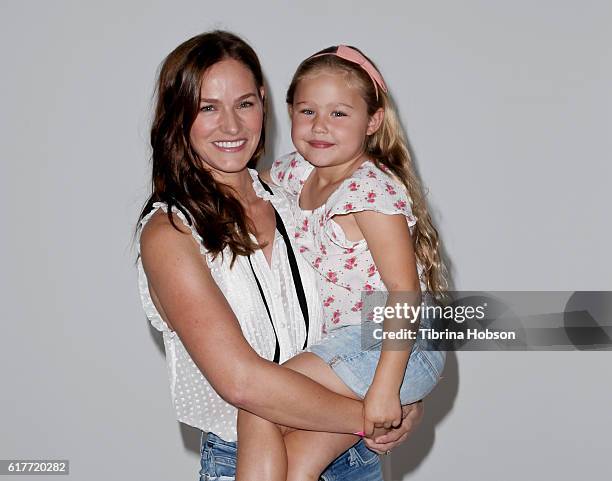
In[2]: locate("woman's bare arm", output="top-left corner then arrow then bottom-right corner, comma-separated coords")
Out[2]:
140,212 -> 363,434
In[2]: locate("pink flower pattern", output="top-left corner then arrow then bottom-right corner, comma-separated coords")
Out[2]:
326,270 -> 338,283
344,256 -> 357,270
323,296 -> 335,307
269,152 -> 420,330
367,264 -> 377,277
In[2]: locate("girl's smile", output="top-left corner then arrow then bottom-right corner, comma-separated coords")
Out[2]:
308,140 -> 335,149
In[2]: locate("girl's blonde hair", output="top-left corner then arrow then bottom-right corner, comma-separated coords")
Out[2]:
286,46 -> 448,298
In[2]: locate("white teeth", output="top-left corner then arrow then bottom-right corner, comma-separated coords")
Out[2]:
214,140 -> 246,148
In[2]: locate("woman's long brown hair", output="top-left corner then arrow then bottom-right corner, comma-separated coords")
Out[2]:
138,30 -> 266,265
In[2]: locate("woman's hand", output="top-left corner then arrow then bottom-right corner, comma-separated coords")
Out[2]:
363,401 -> 424,454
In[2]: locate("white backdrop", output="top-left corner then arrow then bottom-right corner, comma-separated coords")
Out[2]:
1,1 -> 611,480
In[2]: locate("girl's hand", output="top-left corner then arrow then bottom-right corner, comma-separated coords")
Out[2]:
363,384 -> 403,436
364,401 -> 424,453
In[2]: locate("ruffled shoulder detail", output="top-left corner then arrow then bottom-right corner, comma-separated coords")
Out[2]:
270,151 -> 313,196
250,169 -> 299,235
250,169 -> 275,202
325,161 -> 417,228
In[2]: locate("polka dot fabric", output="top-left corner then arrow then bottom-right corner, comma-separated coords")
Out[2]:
136,169 -> 324,441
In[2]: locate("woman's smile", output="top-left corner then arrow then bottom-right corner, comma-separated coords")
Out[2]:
189,58 -> 264,175
212,139 -> 248,152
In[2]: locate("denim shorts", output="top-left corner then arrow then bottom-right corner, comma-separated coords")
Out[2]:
307,319 -> 446,404
199,432 -> 382,481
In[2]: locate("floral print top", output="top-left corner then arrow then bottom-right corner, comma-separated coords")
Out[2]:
271,152 -> 424,333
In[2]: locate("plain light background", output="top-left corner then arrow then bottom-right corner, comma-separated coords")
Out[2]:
1,1 -> 610,480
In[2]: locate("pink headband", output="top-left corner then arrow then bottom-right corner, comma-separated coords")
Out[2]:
310,45 -> 388,100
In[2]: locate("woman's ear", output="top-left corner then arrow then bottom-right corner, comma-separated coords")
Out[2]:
259,86 -> 265,102
366,108 -> 384,135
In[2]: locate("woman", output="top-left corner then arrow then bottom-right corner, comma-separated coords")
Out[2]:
136,30 -> 423,480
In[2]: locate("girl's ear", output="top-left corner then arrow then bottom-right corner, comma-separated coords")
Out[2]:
288,104 -> 294,117
366,108 -> 384,135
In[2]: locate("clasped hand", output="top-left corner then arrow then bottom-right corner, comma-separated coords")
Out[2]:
361,400 -> 424,454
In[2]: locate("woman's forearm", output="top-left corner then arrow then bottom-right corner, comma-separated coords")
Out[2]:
229,356 -> 363,434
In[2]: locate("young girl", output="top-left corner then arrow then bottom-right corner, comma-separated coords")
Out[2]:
236,45 -> 447,481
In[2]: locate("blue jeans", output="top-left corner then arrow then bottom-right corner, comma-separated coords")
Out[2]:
199,432 -> 382,481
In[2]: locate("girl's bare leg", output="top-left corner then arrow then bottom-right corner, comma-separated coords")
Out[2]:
282,353 -> 366,481
285,430 -> 361,481
235,352 -> 361,481
236,408 -> 287,481
236,352 -> 379,481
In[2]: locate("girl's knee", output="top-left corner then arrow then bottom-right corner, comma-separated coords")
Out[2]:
285,459 -> 321,481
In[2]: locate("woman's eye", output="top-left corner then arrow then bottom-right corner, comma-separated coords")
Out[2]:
239,101 -> 254,109
200,105 -> 215,112
331,111 -> 347,117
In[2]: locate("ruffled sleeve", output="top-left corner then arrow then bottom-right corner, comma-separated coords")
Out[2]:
326,163 -> 417,229
249,169 -> 296,234
270,151 -> 313,196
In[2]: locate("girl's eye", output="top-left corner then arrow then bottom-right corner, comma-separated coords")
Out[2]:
331,111 -> 347,117
239,101 -> 254,109
200,104 -> 215,112
300,109 -> 314,116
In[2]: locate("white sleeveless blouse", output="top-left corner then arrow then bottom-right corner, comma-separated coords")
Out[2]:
136,170 -> 324,441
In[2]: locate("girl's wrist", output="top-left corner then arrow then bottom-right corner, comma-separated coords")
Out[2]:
369,378 -> 401,397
